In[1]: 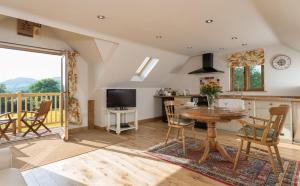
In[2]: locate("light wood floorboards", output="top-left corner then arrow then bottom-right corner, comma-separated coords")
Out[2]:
18,121 -> 300,186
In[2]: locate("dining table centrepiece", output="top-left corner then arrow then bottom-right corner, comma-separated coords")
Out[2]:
200,81 -> 222,109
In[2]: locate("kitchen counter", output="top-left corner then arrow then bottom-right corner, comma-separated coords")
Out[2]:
219,95 -> 300,102
154,95 -> 300,102
154,95 -> 197,98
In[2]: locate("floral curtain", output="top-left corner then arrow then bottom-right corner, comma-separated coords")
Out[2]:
227,48 -> 265,67
66,51 -> 81,125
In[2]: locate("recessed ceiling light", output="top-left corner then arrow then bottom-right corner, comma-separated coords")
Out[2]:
232,36 -> 238,40
155,35 -> 163,39
97,15 -> 106,20
242,43 -> 248,46
187,46 -> 193,49
205,19 -> 214,23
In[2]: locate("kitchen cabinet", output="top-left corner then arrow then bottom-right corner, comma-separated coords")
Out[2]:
174,97 -> 191,114
254,100 -> 293,142
217,98 -> 293,142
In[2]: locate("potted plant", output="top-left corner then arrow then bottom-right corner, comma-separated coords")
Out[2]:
200,81 -> 222,109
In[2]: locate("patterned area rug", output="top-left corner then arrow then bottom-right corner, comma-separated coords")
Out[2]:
147,138 -> 300,186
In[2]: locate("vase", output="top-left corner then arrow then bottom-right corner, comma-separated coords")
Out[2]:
207,95 -> 215,110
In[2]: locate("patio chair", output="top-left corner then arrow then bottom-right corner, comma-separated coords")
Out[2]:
0,112 -> 17,141
21,100 -> 52,137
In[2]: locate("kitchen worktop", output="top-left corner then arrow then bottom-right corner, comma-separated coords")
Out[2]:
154,95 -> 199,98
154,94 -> 300,102
219,95 -> 300,102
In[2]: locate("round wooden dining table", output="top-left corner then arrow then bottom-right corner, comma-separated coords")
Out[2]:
180,106 -> 247,164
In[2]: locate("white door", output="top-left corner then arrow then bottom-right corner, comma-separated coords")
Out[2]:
60,55 -> 69,140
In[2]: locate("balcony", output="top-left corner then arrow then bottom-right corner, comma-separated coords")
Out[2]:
0,92 -> 64,143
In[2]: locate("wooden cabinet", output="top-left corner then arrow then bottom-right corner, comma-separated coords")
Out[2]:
160,97 -> 191,122
217,99 -> 293,142
161,97 -> 174,122
174,97 -> 190,106
174,97 -> 190,114
88,100 -> 95,129
244,100 -> 255,117
254,101 -> 292,142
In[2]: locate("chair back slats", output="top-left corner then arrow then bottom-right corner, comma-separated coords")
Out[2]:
269,105 -> 289,141
164,101 -> 176,126
36,101 -> 52,119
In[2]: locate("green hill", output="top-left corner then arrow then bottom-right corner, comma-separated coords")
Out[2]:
0,77 -> 61,93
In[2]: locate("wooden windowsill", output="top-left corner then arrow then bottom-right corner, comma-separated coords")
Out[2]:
227,91 -> 267,93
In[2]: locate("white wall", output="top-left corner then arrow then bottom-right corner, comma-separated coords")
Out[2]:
88,38 -> 188,127
0,18 -> 89,128
94,88 -> 161,127
0,17 -> 188,128
165,44 -> 300,96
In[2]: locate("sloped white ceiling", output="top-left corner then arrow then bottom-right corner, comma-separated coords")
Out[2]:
0,14 -> 7,22
92,38 -> 188,88
53,28 -> 103,64
0,0 -> 282,55
252,0 -> 300,52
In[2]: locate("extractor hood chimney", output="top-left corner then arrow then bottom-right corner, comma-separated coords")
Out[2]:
188,53 -> 224,74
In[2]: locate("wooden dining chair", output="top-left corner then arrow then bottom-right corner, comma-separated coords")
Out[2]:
164,100 -> 195,155
21,100 -> 52,137
0,112 -> 17,141
233,105 -> 289,183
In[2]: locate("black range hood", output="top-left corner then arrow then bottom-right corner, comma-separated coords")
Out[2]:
188,53 -> 224,74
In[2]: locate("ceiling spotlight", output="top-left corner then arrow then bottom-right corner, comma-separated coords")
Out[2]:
242,43 -> 248,46
232,36 -> 238,40
155,35 -> 163,39
187,46 -> 193,49
205,19 -> 214,23
97,15 -> 106,20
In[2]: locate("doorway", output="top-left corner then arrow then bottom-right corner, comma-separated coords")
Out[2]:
0,47 -> 68,143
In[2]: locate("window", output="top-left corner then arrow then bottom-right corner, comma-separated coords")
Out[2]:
231,65 -> 264,91
131,57 -> 159,82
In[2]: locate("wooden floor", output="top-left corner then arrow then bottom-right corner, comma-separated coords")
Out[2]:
19,121 -> 300,186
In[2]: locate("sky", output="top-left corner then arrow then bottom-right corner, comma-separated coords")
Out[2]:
0,48 -> 62,82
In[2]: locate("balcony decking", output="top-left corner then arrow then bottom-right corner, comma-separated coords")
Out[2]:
0,92 -> 65,143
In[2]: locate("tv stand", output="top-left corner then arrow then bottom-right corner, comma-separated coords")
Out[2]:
106,108 -> 138,135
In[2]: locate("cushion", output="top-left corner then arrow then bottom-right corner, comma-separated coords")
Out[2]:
169,118 -> 194,125
238,125 -> 275,141
0,168 -> 27,186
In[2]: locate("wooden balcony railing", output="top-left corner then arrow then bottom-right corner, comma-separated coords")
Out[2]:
0,92 -> 64,132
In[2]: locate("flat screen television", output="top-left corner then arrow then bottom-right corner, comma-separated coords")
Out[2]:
106,89 -> 136,108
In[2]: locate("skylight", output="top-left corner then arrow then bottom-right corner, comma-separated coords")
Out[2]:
131,57 -> 159,82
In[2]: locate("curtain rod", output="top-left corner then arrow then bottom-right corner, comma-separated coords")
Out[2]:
0,40 -> 77,56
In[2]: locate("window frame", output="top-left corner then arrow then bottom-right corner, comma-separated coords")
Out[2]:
131,57 -> 159,82
230,65 -> 264,91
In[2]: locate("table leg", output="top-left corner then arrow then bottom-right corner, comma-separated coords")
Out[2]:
198,122 -> 234,164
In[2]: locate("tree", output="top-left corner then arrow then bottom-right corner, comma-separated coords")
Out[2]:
0,84 -> 6,93
29,79 -> 60,93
